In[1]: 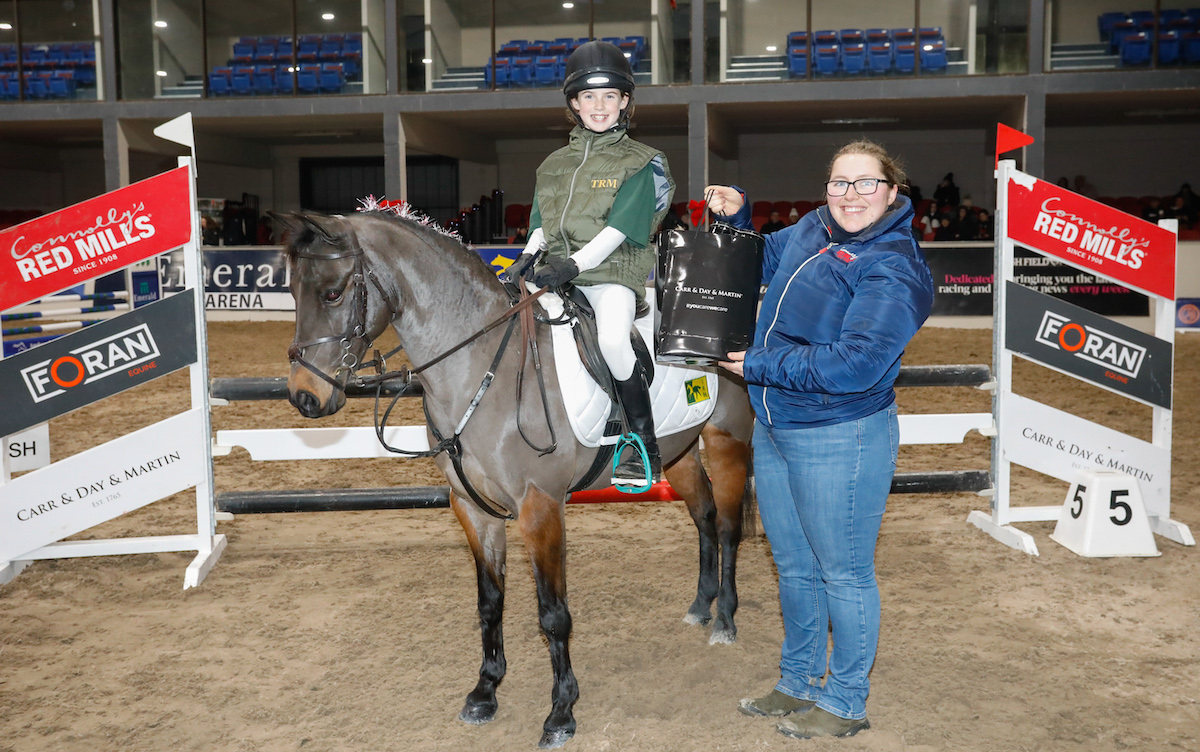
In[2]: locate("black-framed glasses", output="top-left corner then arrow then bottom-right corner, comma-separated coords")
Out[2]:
825,178 -> 891,197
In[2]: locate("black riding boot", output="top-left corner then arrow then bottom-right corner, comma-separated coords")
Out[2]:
612,361 -> 661,486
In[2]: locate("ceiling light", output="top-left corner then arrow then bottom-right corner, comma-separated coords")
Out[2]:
422,57 -> 433,64
0,23 -> 11,30
322,12 -> 335,20
820,117 -> 900,125
156,70 -> 167,77
563,2 -> 574,7
766,45 -> 777,52
155,20 -> 167,28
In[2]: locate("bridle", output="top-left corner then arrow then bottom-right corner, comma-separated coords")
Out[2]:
287,244 -> 397,393
287,239 -> 554,520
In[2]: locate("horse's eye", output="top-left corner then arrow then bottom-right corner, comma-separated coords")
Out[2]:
323,289 -> 342,303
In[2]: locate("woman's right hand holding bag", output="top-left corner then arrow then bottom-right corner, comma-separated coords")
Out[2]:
704,185 -> 745,218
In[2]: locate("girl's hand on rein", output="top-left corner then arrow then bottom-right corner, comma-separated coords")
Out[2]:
704,186 -> 745,217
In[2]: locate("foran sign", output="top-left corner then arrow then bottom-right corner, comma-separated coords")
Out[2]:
0,289 -> 198,438
1006,173 -> 1176,300
1005,282 -> 1172,409
0,167 -> 192,311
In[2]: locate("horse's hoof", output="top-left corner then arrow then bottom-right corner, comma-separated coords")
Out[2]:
459,701 -> 497,725
682,611 -> 712,627
709,627 -> 737,645
539,729 -> 574,749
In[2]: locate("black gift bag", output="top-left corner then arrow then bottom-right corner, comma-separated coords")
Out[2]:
656,216 -> 764,365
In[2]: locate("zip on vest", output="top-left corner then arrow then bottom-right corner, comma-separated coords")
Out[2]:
559,138 -> 591,254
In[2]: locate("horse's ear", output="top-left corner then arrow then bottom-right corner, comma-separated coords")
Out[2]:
267,211 -> 340,245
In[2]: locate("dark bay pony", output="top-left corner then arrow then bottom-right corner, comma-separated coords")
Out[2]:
274,206 -> 752,749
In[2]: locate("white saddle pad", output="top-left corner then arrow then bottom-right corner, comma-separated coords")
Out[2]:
537,291 -> 720,448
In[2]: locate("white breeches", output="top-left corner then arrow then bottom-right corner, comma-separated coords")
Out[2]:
578,283 -> 637,381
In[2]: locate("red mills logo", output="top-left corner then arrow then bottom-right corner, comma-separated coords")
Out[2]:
19,324 -> 161,403
1034,311 -> 1146,378
11,206 -> 157,282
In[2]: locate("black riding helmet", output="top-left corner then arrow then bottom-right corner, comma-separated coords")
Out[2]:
563,40 -> 635,130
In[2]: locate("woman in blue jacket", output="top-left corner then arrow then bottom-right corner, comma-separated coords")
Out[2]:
706,140 -> 934,740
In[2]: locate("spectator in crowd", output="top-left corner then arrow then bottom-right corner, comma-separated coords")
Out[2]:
703,138 -> 933,741
976,209 -> 994,241
918,203 -> 940,241
934,206 -> 957,241
1165,196 -> 1195,229
933,172 -> 959,208
1142,197 -> 1167,223
509,225 -> 529,245
1174,183 -> 1199,223
1056,176 -> 1070,189
761,210 -> 787,234
787,206 -> 801,225
954,206 -> 979,241
907,183 -> 924,208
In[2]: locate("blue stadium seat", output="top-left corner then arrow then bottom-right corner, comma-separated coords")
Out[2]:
920,39 -> 947,72
1130,10 -> 1155,31
841,42 -> 866,74
276,39 -> 294,60
814,44 -> 840,75
509,56 -> 533,87
1159,30 -> 1182,64
787,43 -> 806,77
483,57 -> 510,88
1185,31 -> 1200,64
865,28 -> 890,44
208,66 -> 232,95
49,69 -> 75,98
1120,31 -> 1151,66
1098,11 -> 1128,43
231,41 -> 254,65
534,56 -> 559,86
498,41 -> 525,57
894,41 -> 916,73
813,29 -> 839,45
253,65 -> 276,95
1108,20 -> 1137,53
297,63 -> 320,94
26,72 -> 50,98
319,62 -> 344,93
319,38 -> 342,63
787,30 -> 809,47
0,72 -> 12,100
231,66 -> 254,95
275,64 -> 295,92
297,37 -> 320,63
255,41 -> 276,64
868,41 -> 892,74
839,29 -> 864,44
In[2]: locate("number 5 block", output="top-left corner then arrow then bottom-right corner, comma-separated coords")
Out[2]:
1051,470 -> 1160,557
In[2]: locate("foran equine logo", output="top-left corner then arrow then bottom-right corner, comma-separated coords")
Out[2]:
19,324 -> 161,403
1034,311 -> 1146,379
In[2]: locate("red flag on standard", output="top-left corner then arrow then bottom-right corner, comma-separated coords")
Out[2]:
995,123 -> 1035,168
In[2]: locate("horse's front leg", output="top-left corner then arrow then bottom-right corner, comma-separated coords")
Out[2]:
519,486 -> 578,749
451,494 -> 508,725
699,423 -> 750,645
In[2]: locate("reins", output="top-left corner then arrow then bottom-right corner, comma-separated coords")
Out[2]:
288,239 -> 557,520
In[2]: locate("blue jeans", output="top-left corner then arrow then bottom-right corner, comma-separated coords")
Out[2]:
753,405 -> 898,720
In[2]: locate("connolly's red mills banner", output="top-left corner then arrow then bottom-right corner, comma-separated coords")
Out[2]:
1007,171 -> 1176,300
1,167 -> 192,312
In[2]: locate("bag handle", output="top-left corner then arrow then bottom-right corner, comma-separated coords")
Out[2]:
686,188 -> 717,230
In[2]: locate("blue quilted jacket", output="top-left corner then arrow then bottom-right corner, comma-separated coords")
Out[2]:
727,191 -> 934,428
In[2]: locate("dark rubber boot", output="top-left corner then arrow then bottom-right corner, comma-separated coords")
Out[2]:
776,707 -> 870,738
738,689 -> 816,718
612,361 -> 661,486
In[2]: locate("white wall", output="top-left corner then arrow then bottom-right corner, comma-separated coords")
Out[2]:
427,0 -> 462,76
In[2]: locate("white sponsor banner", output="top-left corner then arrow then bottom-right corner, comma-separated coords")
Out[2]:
0,409 -> 205,562
7,423 -> 50,472
1000,392 -> 1170,518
